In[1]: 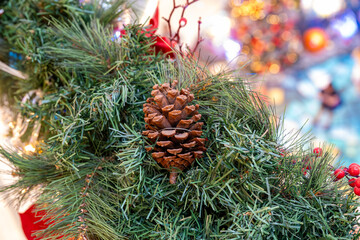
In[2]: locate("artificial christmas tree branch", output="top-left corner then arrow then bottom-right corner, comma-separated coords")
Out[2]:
0,0 -> 359,239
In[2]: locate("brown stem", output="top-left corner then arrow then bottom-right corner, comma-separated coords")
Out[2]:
162,0 -> 180,38
191,17 -> 204,55
162,0 -> 200,57
169,172 -> 178,184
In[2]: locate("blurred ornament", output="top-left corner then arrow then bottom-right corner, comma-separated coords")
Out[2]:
303,28 -> 328,52
0,9 -> 4,16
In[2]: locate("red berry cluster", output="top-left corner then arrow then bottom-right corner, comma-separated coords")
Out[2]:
334,163 -> 360,196
302,147 -> 322,176
313,147 -> 322,157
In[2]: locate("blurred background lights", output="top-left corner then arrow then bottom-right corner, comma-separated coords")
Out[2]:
223,39 -> 241,61
308,69 -> 331,89
0,120 -> 7,137
303,28 -> 328,52
300,0 -> 313,11
269,63 -> 280,74
312,0 -> 344,18
331,12 -> 358,39
267,87 -> 285,105
203,14 -> 231,46
24,144 -> 36,153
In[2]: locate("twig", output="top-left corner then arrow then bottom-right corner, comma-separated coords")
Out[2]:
171,0 -> 198,43
190,17 -> 203,55
162,0 -> 180,38
0,61 -> 28,79
161,0 -> 200,54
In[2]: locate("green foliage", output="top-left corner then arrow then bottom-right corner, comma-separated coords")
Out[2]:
0,0 -> 126,92
0,1 -> 359,240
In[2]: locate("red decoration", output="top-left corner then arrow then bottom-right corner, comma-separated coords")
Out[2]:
153,36 -> 176,58
349,178 -> 356,188
278,148 -> 286,157
348,164 -> 360,176
331,163 -> 360,197
20,205 -> 49,240
334,169 -> 345,179
349,163 -> 359,168
313,147 -> 323,157
161,0 -> 202,55
19,205 -> 76,239
147,0 -> 202,58
355,178 -> 360,188
354,186 -> 360,196
303,28 -> 328,53
147,1 -> 176,58
179,17 -> 187,27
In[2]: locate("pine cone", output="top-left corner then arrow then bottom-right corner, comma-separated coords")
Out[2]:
143,80 -> 206,184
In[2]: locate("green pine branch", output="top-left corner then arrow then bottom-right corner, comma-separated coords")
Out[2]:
0,1 -> 359,239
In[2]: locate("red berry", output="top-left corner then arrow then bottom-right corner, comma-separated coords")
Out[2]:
355,178 -> 360,188
179,17 -> 187,27
278,148 -> 285,157
354,187 -> 360,196
349,178 -> 357,187
348,165 -> 360,176
313,147 -> 322,157
343,167 -> 348,172
334,169 -> 345,179
349,163 -> 360,169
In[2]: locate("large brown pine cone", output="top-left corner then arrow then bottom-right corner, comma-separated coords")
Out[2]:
143,80 -> 206,184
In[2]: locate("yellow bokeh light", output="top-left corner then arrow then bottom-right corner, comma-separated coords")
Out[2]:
267,14 -> 280,25
269,63 -> 280,74
242,45 -> 250,54
281,31 -> 291,41
267,88 -> 285,105
8,122 -> 14,129
231,0 -> 265,20
251,61 -> 263,72
287,52 -> 298,63
24,144 -> 36,153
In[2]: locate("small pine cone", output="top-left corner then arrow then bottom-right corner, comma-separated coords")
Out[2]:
143,80 -> 206,184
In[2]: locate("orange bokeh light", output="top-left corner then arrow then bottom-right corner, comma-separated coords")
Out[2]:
303,28 -> 328,52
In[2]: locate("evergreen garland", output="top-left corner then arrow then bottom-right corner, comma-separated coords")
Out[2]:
0,0 -> 359,239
